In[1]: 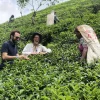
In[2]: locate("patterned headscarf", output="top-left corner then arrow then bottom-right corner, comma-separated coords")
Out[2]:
76,25 -> 99,44
76,25 -> 100,64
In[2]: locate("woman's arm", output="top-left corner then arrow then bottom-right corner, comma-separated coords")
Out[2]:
41,46 -> 52,53
80,47 -> 88,61
22,44 -> 32,56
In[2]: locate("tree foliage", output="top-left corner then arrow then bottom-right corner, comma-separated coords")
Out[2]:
17,0 -> 61,25
17,0 -> 60,12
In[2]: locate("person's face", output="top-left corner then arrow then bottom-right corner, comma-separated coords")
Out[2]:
33,35 -> 40,45
11,32 -> 20,44
74,30 -> 82,39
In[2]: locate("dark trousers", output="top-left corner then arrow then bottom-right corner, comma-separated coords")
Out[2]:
0,63 -> 5,70
54,20 -> 56,24
0,61 -> 13,70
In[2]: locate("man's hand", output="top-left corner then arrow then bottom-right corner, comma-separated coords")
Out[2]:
18,55 -> 29,60
31,52 -> 46,55
31,52 -> 38,55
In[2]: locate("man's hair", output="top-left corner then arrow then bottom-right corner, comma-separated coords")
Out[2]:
10,30 -> 20,39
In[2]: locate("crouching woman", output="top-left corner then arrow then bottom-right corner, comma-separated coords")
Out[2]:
74,25 -> 100,64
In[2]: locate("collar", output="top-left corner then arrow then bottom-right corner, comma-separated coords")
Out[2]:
33,43 -> 41,47
9,40 -> 16,47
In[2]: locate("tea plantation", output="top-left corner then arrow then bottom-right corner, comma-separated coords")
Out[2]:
0,0 -> 100,99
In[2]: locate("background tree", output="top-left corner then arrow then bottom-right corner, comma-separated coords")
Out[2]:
17,0 -> 62,25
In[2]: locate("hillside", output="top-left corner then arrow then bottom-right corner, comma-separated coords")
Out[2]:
0,0 -> 100,99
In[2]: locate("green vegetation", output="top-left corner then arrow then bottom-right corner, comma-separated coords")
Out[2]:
0,0 -> 100,99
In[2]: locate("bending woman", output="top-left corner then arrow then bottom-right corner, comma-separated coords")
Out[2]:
74,25 -> 100,64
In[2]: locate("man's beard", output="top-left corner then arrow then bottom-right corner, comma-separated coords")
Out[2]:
12,39 -> 19,45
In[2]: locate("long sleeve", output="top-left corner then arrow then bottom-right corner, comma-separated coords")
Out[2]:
42,46 -> 52,53
22,43 -> 33,55
22,43 -> 52,55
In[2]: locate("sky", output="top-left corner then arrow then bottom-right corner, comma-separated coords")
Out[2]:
0,0 -> 30,24
0,0 -> 68,24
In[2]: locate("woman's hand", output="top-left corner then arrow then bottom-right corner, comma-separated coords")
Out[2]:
31,52 -> 46,55
18,55 -> 30,60
31,52 -> 38,55
39,52 -> 47,54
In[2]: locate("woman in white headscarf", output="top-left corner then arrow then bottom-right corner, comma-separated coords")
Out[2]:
74,25 -> 100,64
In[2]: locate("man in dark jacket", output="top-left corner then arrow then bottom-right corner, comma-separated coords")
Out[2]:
0,30 -> 29,69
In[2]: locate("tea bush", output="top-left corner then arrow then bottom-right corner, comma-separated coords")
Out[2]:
0,0 -> 100,99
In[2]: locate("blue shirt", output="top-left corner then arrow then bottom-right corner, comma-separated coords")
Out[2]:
1,40 -> 17,64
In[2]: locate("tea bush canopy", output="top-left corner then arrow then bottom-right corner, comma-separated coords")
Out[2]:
0,0 -> 100,99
